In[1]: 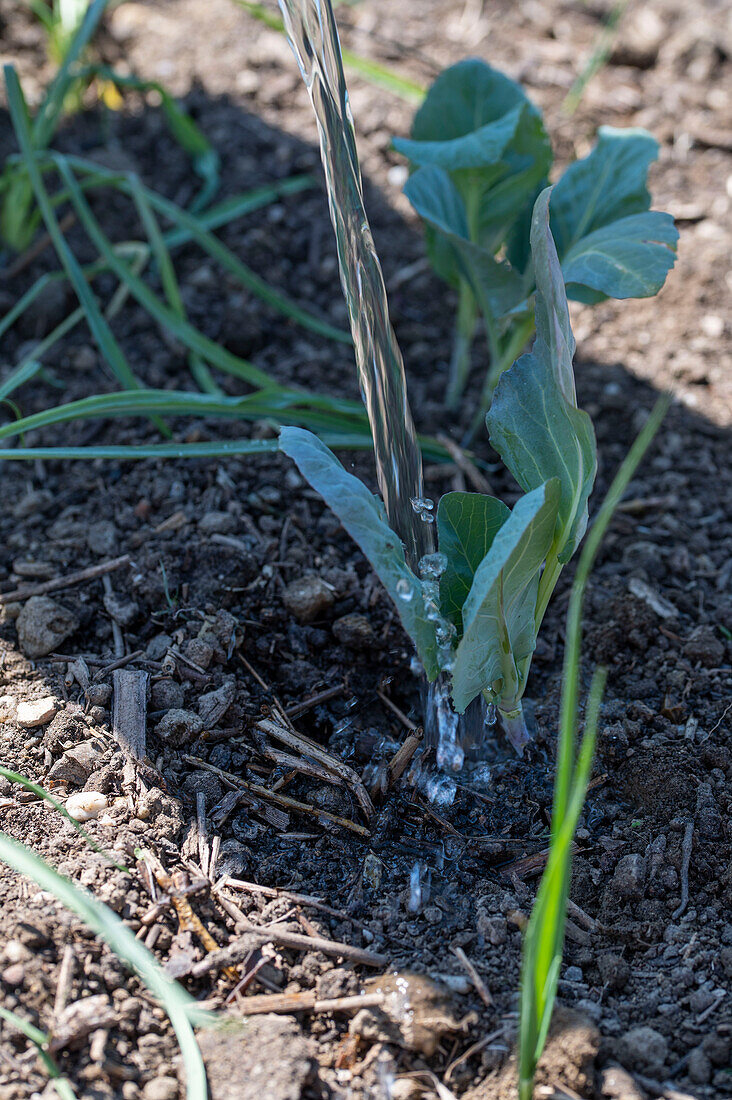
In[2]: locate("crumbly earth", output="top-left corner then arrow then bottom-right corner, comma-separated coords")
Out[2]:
0,1 -> 730,1098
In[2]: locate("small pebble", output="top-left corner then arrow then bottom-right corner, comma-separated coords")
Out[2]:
16,696 -> 58,728
66,792 -> 108,822
282,575 -> 335,623
16,596 -> 79,658
142,1077 -> 179,1100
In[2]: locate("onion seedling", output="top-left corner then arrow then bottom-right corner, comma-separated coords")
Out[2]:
393,59 -> 678,429
518,392 -> 670,1100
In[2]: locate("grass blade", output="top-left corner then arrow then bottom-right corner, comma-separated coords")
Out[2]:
0,1005 -> 77,1100
0,832 -> 208,1099
4,68 -> 157,406
128,174 -> 220,394
33,0 -> 110,148
518,392 -> 671,1100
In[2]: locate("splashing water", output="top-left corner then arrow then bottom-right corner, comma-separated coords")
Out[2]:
278,0 -> 431,570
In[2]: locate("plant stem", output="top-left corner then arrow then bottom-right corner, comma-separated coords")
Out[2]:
445,278 -> 477,409
464,311 -> 535,444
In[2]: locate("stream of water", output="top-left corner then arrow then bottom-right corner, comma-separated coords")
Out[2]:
278,0 -> 492,770
277,0 -> 431,569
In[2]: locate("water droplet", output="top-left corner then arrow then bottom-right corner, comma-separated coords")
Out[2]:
410,496 -> 434,515
396,577 -> 414,601
484,703 -> 498,728
407,861 -> 423,913
418,552 -> 448,579
425,774 -> 456,807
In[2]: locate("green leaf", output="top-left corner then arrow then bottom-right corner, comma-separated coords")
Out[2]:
397,59 -> 552,257
561,211 -> 679,301
406,59 -> 533,148
551,126 -> 678,301
279,427 -> 439,678
487,190 -> 596,562
404,166 -> 524,317
437,492 -> 509,635
451,480 -> 560,713
393,103 -> 525,172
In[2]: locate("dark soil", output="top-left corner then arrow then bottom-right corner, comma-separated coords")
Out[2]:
0,2 -> 730,1099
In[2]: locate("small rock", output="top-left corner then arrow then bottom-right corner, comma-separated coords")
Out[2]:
282,576 -> 335,623
86,683 -> 112,707
48,741 -> 103,785
66,792 -> 108,822
16,596 -> 79,658
564,965 -> 583,983
423,906 -> 442,925
687,1047 -> 712,1085
612,853 -> 646,900
181,771 -> 224,806
151,679 -> 185,711
198,511 -> 237,535
1,963 -> 25,987
16,696 -> 58,728
155,709 -> 203,747
142,1078 -> 179,1100
198,680 -> 236,725
146,634 -> 173,661
617,1025 -> 668,1075
599,1065 -> 645,1100
597,953 -> 630,991
683,625 -> 725,667
477,914 -> 507,945
332,613 -> 374,649
87,521 -> 118,556
103,591 -> 138,627
183,638 -> 214,669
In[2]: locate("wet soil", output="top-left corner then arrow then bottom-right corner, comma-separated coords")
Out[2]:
0,1 -> 730,1098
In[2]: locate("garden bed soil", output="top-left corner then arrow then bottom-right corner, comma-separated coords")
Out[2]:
0,1 -> 730,1098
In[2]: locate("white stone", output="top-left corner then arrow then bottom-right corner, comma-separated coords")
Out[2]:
16,696 -> 58,727
65,792 -> 108,822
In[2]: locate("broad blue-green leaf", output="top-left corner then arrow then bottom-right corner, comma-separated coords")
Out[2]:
451,480 -> 560,713
404,166 -> 524,318
393,103 -> 525,172
397,60 -> 552,257
279,427 -> 439,678
561,211 -> 678,301
437,492 -> 510,636
407,59 -> 534,148
488,190 -> 597,562
550,126 -> 678,301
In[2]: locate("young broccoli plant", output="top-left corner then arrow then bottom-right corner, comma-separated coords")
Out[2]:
280,187 -> 596,755
392,59 -> 678,429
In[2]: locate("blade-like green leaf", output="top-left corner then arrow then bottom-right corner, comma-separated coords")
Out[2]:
561,210 -> 678,301
451,479 -> 560,712
487,190 -> 597,561
437,491 -> 509,635
279,427 -> 439,678
550,126 -> 678,301
404,166 -> 524,317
